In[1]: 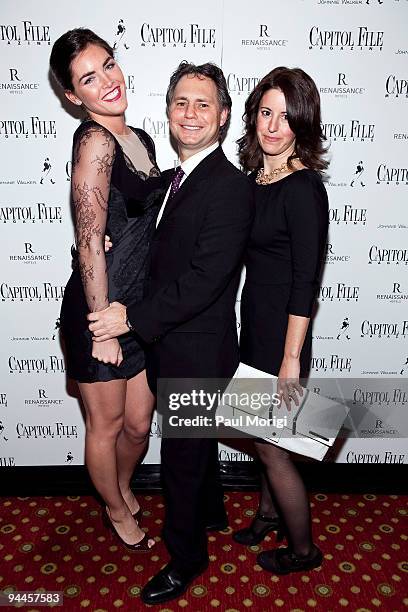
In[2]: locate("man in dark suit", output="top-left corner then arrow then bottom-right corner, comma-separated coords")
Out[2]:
89,62 -> 253,605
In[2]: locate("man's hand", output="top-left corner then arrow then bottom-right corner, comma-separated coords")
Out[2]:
92,338 -> 123,365
88,302 -> 129,341
104,234 -> 113,253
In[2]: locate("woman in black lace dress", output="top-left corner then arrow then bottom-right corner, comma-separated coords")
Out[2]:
50,29 -> 163,550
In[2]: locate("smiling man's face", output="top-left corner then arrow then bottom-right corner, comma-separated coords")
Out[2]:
168,74 -> 228,161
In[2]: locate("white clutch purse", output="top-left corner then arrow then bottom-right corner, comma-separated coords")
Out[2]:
217,362 -> 349,461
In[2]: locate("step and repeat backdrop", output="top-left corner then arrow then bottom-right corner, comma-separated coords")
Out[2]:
0,0 -> 407,468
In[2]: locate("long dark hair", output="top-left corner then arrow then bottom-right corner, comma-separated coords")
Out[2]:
50,28 -> 114,91
237,67 -> 328,174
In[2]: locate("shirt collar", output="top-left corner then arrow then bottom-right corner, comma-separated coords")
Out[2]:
180,142 -> 219,177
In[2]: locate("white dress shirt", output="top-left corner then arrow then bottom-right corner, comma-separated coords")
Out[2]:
156,142 -> 219,227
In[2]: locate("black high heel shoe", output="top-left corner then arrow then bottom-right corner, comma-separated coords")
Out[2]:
102,508 -> 154,552
257,545 -> 323,575
233,512 -> 284,546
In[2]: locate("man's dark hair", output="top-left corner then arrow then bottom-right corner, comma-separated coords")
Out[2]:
166,61 -> 232,140
238,66 -> 329,174
50,28 -> 114,91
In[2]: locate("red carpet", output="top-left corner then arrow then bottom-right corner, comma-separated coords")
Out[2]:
0,492 -> 407,611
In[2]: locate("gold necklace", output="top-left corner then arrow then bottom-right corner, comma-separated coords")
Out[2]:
256,162 -> 289,185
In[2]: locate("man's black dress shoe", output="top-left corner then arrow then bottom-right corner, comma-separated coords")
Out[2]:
205,517 -> 229,532
140,561 -> 208,605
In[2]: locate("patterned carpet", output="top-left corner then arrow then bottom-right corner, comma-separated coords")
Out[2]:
0,492 -> 407,611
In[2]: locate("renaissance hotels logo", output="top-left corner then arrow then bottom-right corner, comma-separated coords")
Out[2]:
139,23 -> 216,47
0,21 -> 51,45
1,68 -> 40,95
309,26 -> 384,51
376,282 -> 408,305
241,25 -> 288,50
319,72 -> 365,99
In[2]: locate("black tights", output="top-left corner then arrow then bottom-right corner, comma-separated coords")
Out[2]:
254,441 -> 313,556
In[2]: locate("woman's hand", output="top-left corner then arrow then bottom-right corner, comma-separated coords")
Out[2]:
91,337 -> 123,366
104,235 -> 113,253
277,355 -> 303,411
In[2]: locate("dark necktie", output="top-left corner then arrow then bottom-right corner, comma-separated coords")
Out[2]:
168,166 -> 185,201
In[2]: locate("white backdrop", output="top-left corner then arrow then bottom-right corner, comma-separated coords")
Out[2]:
0,0 -> 407,468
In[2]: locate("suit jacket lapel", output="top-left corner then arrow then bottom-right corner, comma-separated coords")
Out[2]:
158,147 -> 225,226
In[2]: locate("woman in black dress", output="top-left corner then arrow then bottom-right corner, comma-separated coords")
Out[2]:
50,29 -> 163,549
233,67 -> 329,573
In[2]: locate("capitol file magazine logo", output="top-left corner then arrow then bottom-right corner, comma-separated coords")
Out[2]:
0,21 -> 51,45
385,75 -> 408,98
319,72 -> 366,99
142,116 -> 170,139
0,202 -> 62,224
139,21 -> 216,47
376,163 -> 408,185
0,67 -> 40,95
318,283 -> 359,302
322,119 -> 375,142
310,353 -> 352,373
1,282 -> 64,302
368,245 -> 408,265
329,204 -> 367,226
377,281 -> 408,305
241,25 -> 288,50
309,25 -> 384,51
8,354 -> 66,375
16,421 -> 78,439
360,319 -> 408,340
227,73 -> 260,95
0,116 -> 56,139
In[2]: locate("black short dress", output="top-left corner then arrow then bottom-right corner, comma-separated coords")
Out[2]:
60,120 -> 164,383
240,170 -> 329,378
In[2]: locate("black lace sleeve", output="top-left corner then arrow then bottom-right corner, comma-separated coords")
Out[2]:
71,122 -> 115,312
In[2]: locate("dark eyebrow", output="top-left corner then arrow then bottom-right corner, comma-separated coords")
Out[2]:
259,106 -> 287,113
174,96 -> 211,103
79,55 -> 113,83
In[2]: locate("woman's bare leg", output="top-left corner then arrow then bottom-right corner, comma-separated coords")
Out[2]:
78,379 -> 150,545
116,370 -> 155,514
